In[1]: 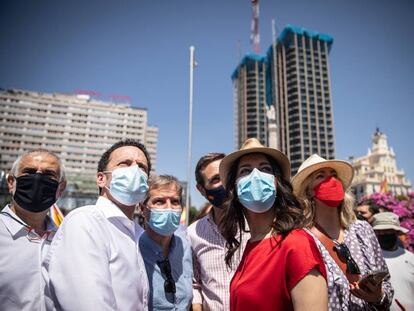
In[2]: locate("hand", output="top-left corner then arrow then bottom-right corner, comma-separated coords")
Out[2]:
349,279 -> 384,304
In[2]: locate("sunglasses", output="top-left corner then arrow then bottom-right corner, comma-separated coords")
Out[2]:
0,211 -> 54,243
157,258 -> 176,294
333,240 -> 361,275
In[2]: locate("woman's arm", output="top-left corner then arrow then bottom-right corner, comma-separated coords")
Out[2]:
291,268 -> 328,311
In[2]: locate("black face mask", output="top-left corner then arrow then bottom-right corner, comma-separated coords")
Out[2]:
205,185 -> 227,208
13,173 -> 59,213
356,214 -> 367,221
377,234 -> 398,251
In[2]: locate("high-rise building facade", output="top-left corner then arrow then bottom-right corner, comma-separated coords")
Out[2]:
268,25 -> 335,173
232,54 -> 269,148
233,25 -> 336,174
0,89 -> 158,182
351,129 -> 412,199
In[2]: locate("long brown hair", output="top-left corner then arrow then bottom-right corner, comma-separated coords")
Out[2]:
221,154 -> 305,268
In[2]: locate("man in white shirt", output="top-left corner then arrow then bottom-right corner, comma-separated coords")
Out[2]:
0,149 -> 66,310
372,212 -> 414,311
43,139 -> 151,311
187,153 -> 247,311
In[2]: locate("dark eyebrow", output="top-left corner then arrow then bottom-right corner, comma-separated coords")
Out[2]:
238,163 -> 252,169
115,158 -> 132,165
207,174 -> 220,183
43,169 -> 59,176
21,167 -> 37,173
259,161 -> 271,166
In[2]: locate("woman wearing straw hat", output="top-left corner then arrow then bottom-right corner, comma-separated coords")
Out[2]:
292,154 -> 393,310
219,138 -> 328,311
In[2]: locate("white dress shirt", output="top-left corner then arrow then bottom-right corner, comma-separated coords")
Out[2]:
0,204 -> 56,311
43,196 -> 149,311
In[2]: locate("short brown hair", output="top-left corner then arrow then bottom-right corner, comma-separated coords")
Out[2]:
195,152 -> 225,186
143,174 -> 182,205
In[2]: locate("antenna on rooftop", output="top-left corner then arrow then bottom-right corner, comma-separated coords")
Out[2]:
250,0 -> 260,54
272,18 -> 278,44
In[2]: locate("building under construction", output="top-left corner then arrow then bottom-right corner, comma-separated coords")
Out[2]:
268,25 -> 335,173
233,2 -> 336,174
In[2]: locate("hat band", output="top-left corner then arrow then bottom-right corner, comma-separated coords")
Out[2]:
375,220 -> 400,227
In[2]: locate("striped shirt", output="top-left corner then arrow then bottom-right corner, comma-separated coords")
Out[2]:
187,211 -> 248,311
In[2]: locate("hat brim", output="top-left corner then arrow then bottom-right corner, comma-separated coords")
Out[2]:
292,160 -> 354,194
372,224 -> 409,234
219,147 -> 291,187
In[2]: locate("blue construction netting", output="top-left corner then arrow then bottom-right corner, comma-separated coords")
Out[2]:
278,24 -> 334,51
231,53 -> 268,81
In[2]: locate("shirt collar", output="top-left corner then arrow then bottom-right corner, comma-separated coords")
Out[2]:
96,196 -> 129,219
141,231 -> 176,257
96,196 -> 140,237
0,204 -> 56,237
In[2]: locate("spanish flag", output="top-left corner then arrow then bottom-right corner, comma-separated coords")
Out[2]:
50,204 -> 65,227
379,177 -> 389,193
180,207 -> 187,225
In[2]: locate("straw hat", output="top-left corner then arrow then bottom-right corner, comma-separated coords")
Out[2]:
291,154 -> 354,194
219,138 -> 291,186
372,212 -> 409,234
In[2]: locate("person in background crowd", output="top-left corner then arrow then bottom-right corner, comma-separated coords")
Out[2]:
372,212 -> 414,311
43,139 -> 150,310
187,153 -> 248,311
220,139 -> 328,311
0,149 -> 66,310
355,198 -> 380,224
292,154 -> 393,310
139,174 -> 192,310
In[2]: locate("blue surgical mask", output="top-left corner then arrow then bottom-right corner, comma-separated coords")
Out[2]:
106,165 -> 149,206
147,208 -> 182,236
236,168 -> 276,213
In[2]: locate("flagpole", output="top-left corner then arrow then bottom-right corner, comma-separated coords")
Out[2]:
185,46 -> 195,227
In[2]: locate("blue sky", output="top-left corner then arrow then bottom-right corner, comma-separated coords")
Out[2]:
1,0 -> 413,208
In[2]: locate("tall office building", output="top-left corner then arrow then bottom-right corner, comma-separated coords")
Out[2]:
0,89 -> 158,182
232,54 -> 269,148
268,25 -> 335,173
233,25 -> 336,174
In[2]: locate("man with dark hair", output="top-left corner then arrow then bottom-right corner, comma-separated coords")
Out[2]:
0,149 -> 66,310
187,152 -> 247,311
43,139 -> 151,310
356,198 -> 381,224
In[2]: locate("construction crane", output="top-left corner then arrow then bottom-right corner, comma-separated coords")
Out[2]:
250,0 -> 260,54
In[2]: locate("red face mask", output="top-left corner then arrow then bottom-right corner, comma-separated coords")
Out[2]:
313,176 -> 344,208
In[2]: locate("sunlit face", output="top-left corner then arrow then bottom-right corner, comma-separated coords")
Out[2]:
97,146 -> 148,189
201,159 -> 222,191
19,153 -> 60,181
236,153 -> 273,179
143,184 -> 182,222
8,152 -> 61,194
356,204 -> 374,222
107,146 -> 148,174
146,184 -> 182,211
308,167 -> 338,196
